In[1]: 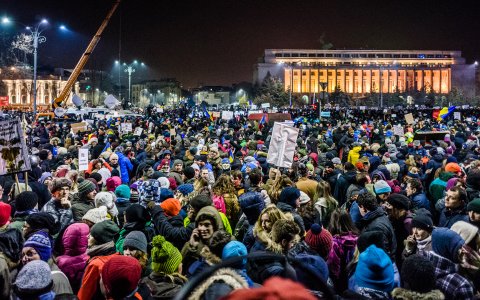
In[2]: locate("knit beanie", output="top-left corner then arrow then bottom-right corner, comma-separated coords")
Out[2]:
130,191 -> 139,203
451,221 -> 479,244
15,191 -> 38,212
304,223 -> 333,259
431,227 -> 465,262
467,170 -> 480,190
115,184 -> 131,199
90,220 -> 119,244
411,209 -> 434,232
357,231 -> 386,253
125,204 -> 151,223
183,166 -> 195,180
177,184 -> 194,196
102,255 -> 142,299
295,253 -> 329,288
222,241 -> 248,269
25,212 -> 59,235
400,254 -> 436,293
89,172 -> 103,184
190,194 -> 213,212
95,192 -> 119,217
78,179 -> 96,195
86,178 -> 99,192
374,180 -> 391,195
14,260 -> 53,298
123,230 -> 148,253
151,235 -> 182,274
0,202 -> 12,227
354,245 -> 394,293
50,178 -> 72,193
160,198 -> 181,217
387,193 -> 410,210
278,187 -> 301,208
167,177 -> 177,190
467,198 -> 480,214
106,176 -> 122,192
82,206 -> 108,224
445,162 -> 461,174
24,231 -> 52,262
173,159 -> 183,167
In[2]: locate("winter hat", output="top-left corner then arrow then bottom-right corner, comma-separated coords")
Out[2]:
123,230 -> 148,253
138,179 -> 162,203
23,231 -> 52,262
445,162 -> 461,174
86,178 -> 99,192
431,227 -> 465,262
332,157 -> 342,165
467,198 -> 480,214
158,177 -> 170,189
115,184 -> 131,199
95,192 -> 119,217
109,153 -> 119,161
106,176 -> 122,192
224,277 -> 316,300
38,172 -> 52,184
451,221 -> 479,244
151,235 -> 182,274
173,159 -> 183,167
89,172 -> 103,184
50,178 -> 72,193
374,180 -> 391,195
355,245 -> 394,293
239,192 -> 266,225
190,194 -> 213,211
357,231 -> 386,253
160,198 -> 181,217
446,177 -> 459,191
168,177 -> 177,190
387,193 -> 410,210
102,255 -> 142,300
295,253 -> 329,287
278,187 -> 301,208
25,213 -> 58,235
78,179 -> 96,195
14,260 -> 53,298
467,170 -> 480,190
125,204 -> 151,223
222,240 -> 248,269
177,184 -> 194,196
305,223 -> 333,259
411,209 -> 434,232
90,220 -> 119,244
82,206 -> 108,224
298,191 -> 311,205
400,254 -> 436,293
0,202 -> 12,226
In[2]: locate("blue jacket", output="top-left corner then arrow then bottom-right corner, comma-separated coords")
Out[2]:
116,151 -> 133,184
439,207 -> 469,228
410,192 -> 431,211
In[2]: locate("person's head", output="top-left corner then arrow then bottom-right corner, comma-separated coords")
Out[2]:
230,170 -> 243,188
305,223 -> 333,259
150,235 -> 183,274
101,255 -> 142,300
14,260 -> 53,299
467,198 -> 480,223
249,169 -> 263,186
278,187 -> 301,209
445,186 -> 467,209
194,177 -> 209,192
78,179 -> 97,201
431,227 -> 465,263
357,192 -> 378,216
327,208 -> 359,236
50,178 -> 72,200
109,153 -> 119,165
195,206 -> 223,241
400,255 -> 437,294
22,231 -> 52,264
271,219 -> 300,253
373,180 -> 391,201
385,194 -> 410,220
89,220 -> 120,247
0,202 -> 11,228
257,205 -> 286,233
200,168 -> 210,181
411,210 -> 434,241
183,166 -> 195,180
82,206 -> 108,227
24,212 -> 58,238
355,245 -> 394,293
123,230 -> 148,257
212,174 -> 235,195
173,160 -> 183,172
406,178 -> 423,197
315,180 -> 332,199
451,221 -> 480,250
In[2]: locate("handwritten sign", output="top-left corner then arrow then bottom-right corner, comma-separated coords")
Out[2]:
0,118 -> 31,175
78,148 -> 89,171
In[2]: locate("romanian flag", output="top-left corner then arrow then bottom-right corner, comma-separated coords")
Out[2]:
248,99 -> 252,106
260,114 -> 267,125
203,106 -> 213,121
437,106 -> 456,121
229,149 -> 234,163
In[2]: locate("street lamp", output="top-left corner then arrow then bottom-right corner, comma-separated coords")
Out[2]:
122,60 -> 144,106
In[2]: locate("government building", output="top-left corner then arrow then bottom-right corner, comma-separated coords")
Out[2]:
254,49 -> 476,99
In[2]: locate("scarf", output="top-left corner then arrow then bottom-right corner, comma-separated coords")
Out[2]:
87,241 -> 115,257
417,235 -> 432,250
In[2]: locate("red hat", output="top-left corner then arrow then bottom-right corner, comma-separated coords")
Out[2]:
167,177 -> 177,190
304,223 -> 332,259
0,202 -> 11,227
160,198 -> 181,217
101,255 -> 141,299
224,277 -> 316,300
445,162 -> 461,174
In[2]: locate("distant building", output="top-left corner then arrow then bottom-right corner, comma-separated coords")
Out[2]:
254,49 -> 476,98
192,86 -> 232,106
132,79 -> 182,107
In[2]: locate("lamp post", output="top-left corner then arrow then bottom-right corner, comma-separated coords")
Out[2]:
27,19 -> 48,118
122,60 -> 144,106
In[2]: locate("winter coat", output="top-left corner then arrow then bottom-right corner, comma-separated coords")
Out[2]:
356,207 -> 397,261
117,151 -> 133,184
41,198 -> 73,232
334,171 -> 357,206
115,221 -> 155,254
71,197 -> 95,222
327,232 -> 358,292
391,288 -> 444,300
429,172 -> 455,203
115,198 -> 131,228
0,227 -> 23,264
56,223 -> 89,293
347,146 -> 362,165
142,272 -> 187,300
77,253 -> 120,300
438,206 -> 469,229
410,192 -> 431,211
189,268 -> 249,300
295,177 -> 319,202
169,170 -> 184,186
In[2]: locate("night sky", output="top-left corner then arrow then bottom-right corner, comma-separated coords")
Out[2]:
2,0 -> 480,88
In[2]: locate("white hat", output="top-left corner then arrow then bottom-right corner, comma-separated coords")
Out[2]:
82,206 -> 108,224
299,191 -> 311,205
157,177 -> 170,189
94,192 -> 119,217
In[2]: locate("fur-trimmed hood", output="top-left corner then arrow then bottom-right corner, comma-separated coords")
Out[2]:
188,268 -> 249,300
253,213 -> 294,254
199,246 -> 222,265
391,287 -> 445,300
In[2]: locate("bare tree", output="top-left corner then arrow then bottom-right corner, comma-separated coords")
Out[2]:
10,33 -> 33,65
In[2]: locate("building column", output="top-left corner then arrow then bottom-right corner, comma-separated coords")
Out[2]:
413,69 -> 416,91
370,69 -> 373,93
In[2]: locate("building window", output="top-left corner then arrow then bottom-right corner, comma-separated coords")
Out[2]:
292,53 -> 299,57
368,54 -> 375,58
284,53 -> 291,57
328,71 -> 333,76
377,54 -> 384,58
326,54 -> 333,57
302,72 -> 306,75
300,53 -> 307,57
308,53 -> 316,57
384,54 -> 392,58
275,53 -> 283,57
334,54 -> 341,57
352,54 -> 359,58
318,53 -> 325,57
393,54 -> 400,58
360,54 -> 367,58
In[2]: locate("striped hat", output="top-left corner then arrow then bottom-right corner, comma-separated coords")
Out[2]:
151,235 -> 182,274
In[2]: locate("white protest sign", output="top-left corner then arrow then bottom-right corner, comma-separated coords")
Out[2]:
359,106 -> 366,111
0,118 -> 31,175
72,94 -> 83,107
134,127 -> 143,136
121,123 -> 132,133
393,126 -> 404,136
104,94 -> 119,109
405,113 -> 414,124
170,128 -> 176,137
250,104 -> 258,109
54,107 -> 66,117
222,111 -> 234,120
261,103 -> 271,108
78,148 -> 89,171
266,122 -> 299,168
454,112 -> 461,120
391,114 -> 397,118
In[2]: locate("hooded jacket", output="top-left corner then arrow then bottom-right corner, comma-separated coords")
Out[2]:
116,151 -> 133,184
429,172 -> 455,203
348,146 -> 362,165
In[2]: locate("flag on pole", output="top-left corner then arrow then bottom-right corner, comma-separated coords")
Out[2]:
229,149 -> 234,163
248,99 -> 252,107
203,106 -> 213,121
260,113 -> 266,125
437,106 -> 455,121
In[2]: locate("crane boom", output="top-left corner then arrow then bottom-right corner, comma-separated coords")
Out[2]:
53,0 -> 121,109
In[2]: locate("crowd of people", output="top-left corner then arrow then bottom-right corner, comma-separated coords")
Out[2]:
1,105 -> 480,299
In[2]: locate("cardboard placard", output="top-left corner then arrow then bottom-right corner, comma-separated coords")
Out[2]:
212,112 -> 221,118
78,148 -> 89,171
266,122 -> 299,168
0,118 -> 31,175
170,128 -> 176,137
222,111 -> 234,120
261,103 -> 271,108
121,123 -> 132,133
134,127 -> 143,136
71,122 -> 88,134
454,112 -> 461,120
393,126 -> 404,136
405,113 -> 414,124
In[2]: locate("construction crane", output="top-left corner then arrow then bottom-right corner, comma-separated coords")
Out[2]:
39,0 -> 121,120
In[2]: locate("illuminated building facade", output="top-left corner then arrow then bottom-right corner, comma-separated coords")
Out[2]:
254,49 -> 476,98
